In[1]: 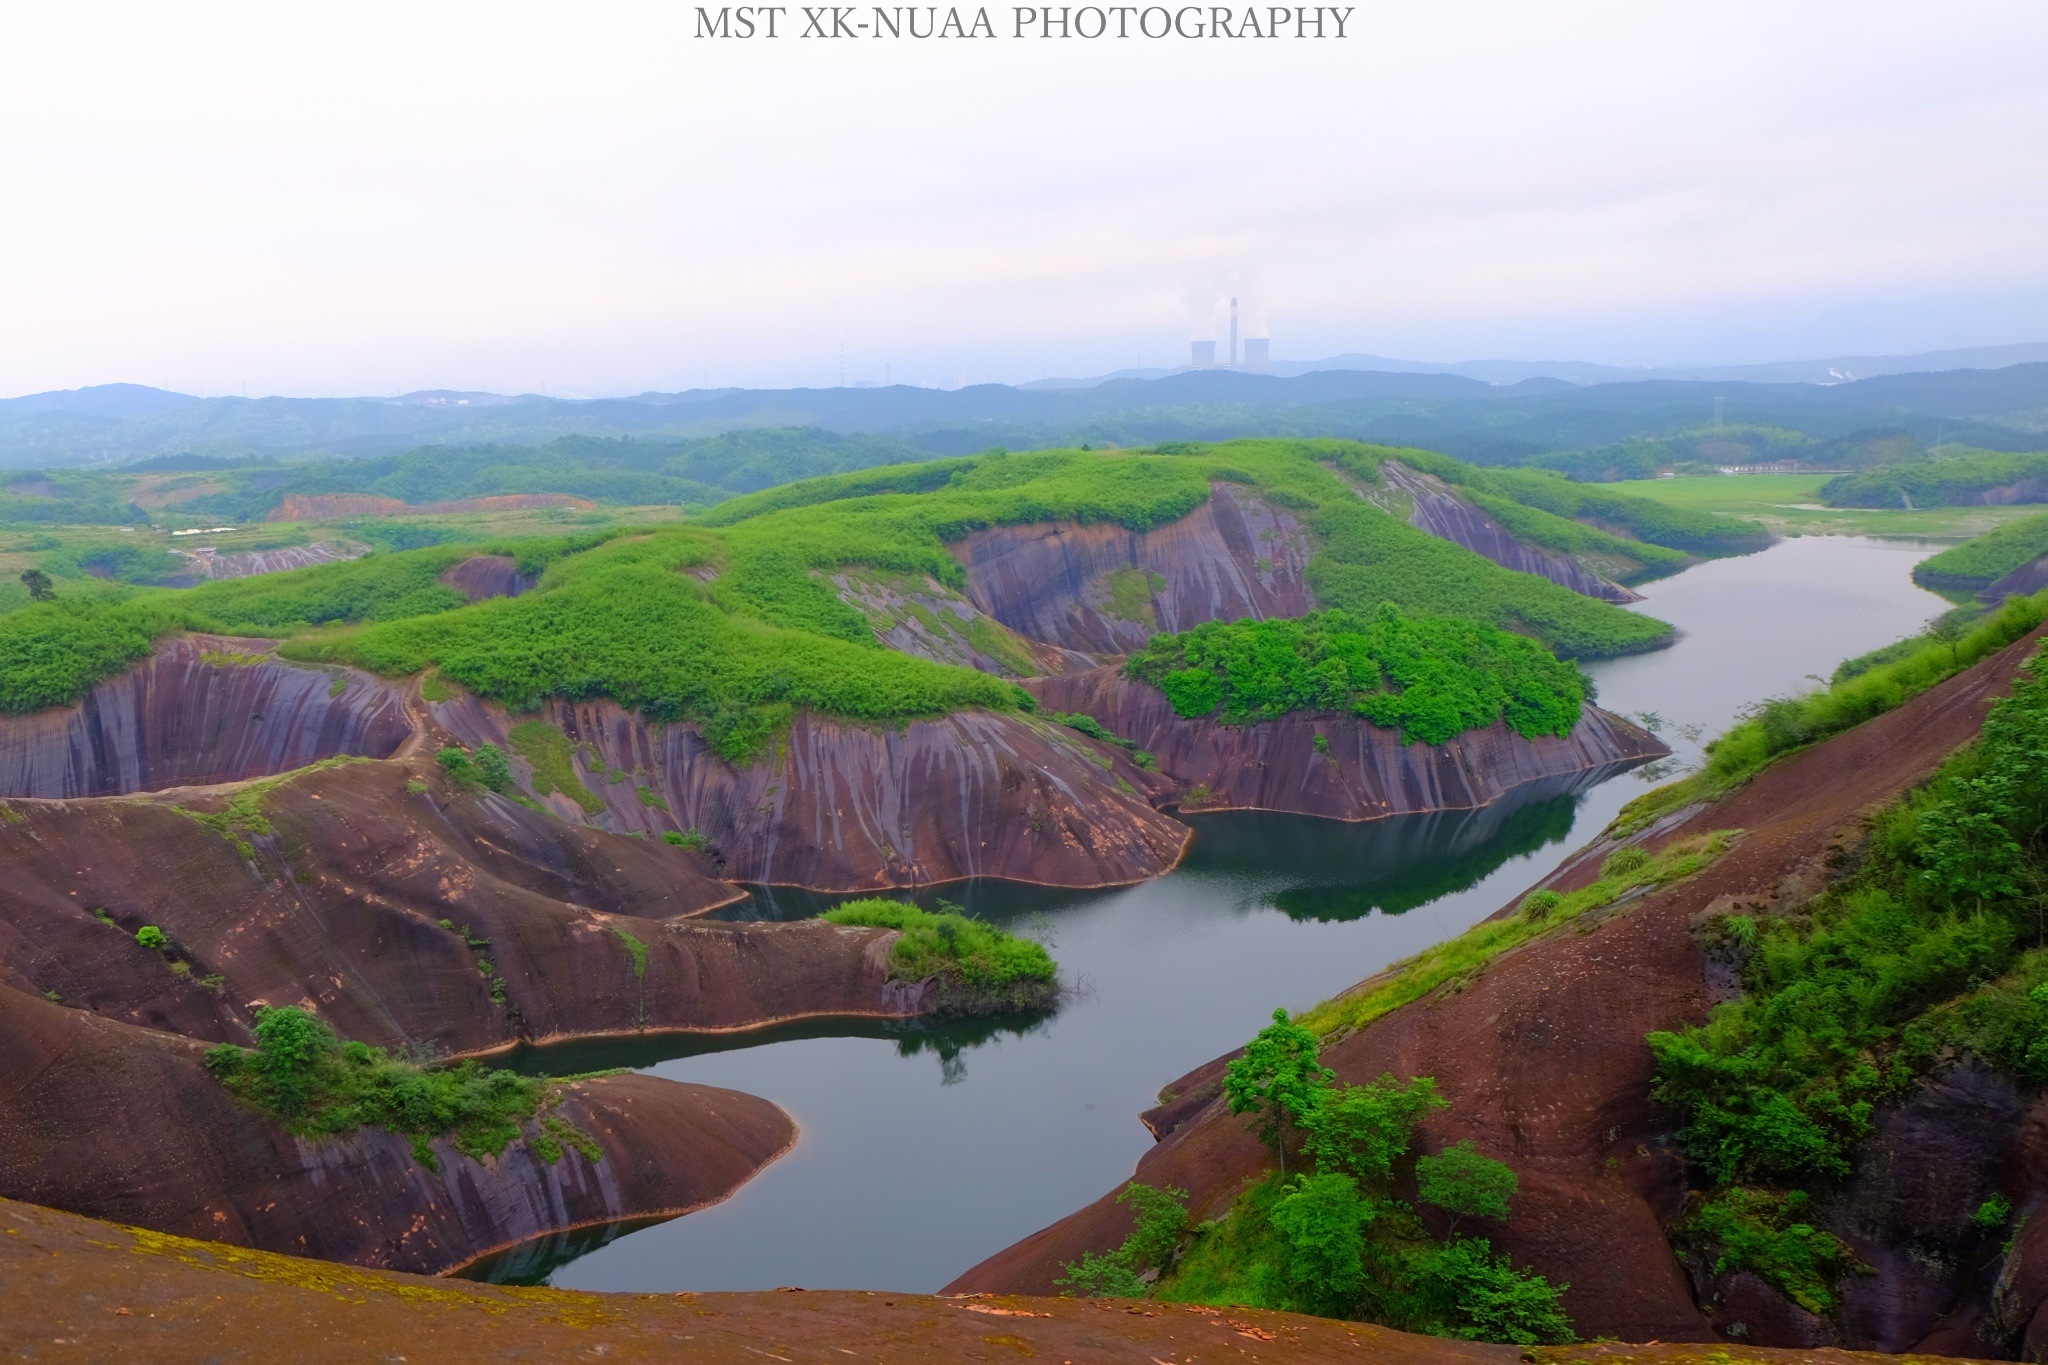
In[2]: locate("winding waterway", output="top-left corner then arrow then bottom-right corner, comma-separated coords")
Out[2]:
470,534 -> 1949,1294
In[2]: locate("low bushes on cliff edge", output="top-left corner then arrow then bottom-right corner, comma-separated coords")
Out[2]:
1124,603 -> 1586,745
203,1006 -> 610,1171
822,900 -> 1057,1012
1647,646 -> 2048,1316
1912,509 -> 2048,590
1059,1011 -> 1573,1345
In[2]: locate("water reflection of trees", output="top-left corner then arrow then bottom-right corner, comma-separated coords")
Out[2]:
886,1010 -> 1053,1086
1263,794 -> 1580,922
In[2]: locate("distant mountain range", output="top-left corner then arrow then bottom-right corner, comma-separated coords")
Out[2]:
1021,341 -> 2048,389
3,349 -> 2046,470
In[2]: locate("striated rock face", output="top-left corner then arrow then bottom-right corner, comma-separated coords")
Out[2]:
831,567 -> 1067,676
0,757 -> 943,1055
1380,461 -> 1641,602
951,626 -> 2048,1352
432,693 -> 1190,891
0,985 -> 793,1275
0,634 -> 411,798
952,482 -> 1316,657
1981,554 -> 2048,605
439,553 -> 536,602
1029,667 -> 1667,822
169,539 -> 364,585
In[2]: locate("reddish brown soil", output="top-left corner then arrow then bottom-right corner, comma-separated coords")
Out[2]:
0,635 -> 411,797
3,1197 -> 1976,1365
1030,667 -> 1666,822
952,482 -> 1317,657
0,754 -> 958,1055
950,627 -> 2048,1355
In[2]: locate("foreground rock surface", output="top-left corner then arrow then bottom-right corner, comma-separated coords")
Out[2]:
1,1197 -> 1978,1365
954,627 -> 2048,1356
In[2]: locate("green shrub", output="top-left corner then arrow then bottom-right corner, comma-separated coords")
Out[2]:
820,900 -> 1056,1006
1518,890 -> 1562,921
1416,1141 -> 1518,1231
135,925 -> 167,950
1143,1010 -> 1570,1343
202,1005 -> 595,1171
1056,1182 -> 1190,1297
1684,1188 -> 1858,1314
1126,604 -> 1586,745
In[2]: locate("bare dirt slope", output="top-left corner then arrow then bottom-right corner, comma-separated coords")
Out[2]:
0,1197 -> 1976,1365
949,626 -> 2048,1354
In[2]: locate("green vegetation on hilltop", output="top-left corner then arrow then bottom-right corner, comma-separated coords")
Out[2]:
1823,448 -> 2048,510
203,1005 -> 605,1171
1912,510 -> 2048,590
1125,605 -> 1585,745
821,900 -> 1058,1011
707,440 -> 1680,660
1648,645 -> 2048,1312
0,439 -> 1696,739
289,530 -> 1028,760
1063,1011 -> 1572,1344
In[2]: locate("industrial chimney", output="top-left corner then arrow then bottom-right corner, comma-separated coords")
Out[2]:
1190,339 -> 1216,369
1244,337 -> 1271,373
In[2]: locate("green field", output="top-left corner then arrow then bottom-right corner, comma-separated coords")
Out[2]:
1599,474 -> 2043,540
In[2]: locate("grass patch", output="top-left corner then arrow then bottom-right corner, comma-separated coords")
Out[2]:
822,899 -> 1058,1012
1126,604 -> 1585,745
608,925 -> 648,979
506,722 -> 605,814
174,755 -> 370,858
1297,833 -> 1734,1040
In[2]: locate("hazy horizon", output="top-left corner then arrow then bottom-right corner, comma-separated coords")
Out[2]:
4,2 -> 2043,399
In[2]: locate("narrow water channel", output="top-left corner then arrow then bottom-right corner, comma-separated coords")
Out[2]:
468,535 -> 1948,1294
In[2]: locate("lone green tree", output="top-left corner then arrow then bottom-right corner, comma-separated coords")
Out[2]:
1416,1139 -> 1518,1234
1224,1008 -> 1332,1174
18,568 -> 53,602
1300,1073 -> 1446,1182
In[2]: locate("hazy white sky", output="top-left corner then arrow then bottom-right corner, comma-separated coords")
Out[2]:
2,1 -> 2044,396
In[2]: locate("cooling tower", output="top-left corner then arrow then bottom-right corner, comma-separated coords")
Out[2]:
1190,339 -> 1216,369
1244,337 -> 1271,373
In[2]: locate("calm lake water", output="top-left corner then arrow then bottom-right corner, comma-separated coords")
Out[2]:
468,535 -> 1948,1293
